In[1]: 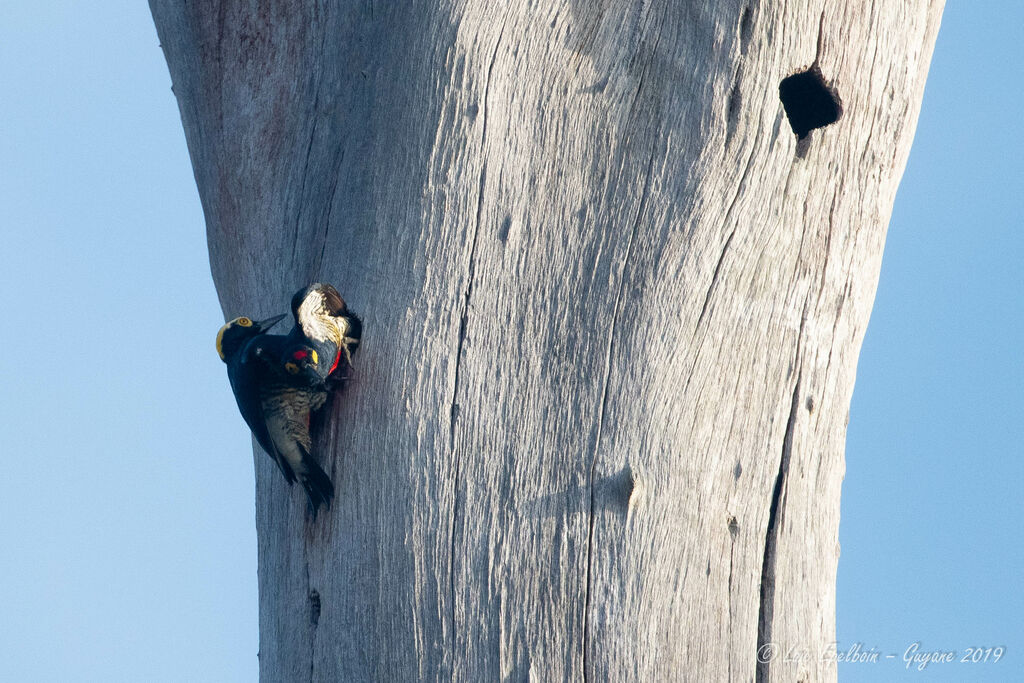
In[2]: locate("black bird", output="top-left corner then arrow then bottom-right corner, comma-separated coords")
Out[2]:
216,315 -> 335,516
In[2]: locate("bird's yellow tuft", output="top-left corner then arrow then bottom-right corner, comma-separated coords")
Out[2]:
215,323 -> 230,361
216,317 -> 254,361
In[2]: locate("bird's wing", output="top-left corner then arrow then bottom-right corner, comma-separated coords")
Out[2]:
231,337 -> 297,484
317,283 -> 347,316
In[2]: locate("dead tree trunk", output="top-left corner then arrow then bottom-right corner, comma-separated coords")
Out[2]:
151,1 -> 942,680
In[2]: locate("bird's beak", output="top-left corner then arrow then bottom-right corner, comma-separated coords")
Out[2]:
255,314 -> 287,331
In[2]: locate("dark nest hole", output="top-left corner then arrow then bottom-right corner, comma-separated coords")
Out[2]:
779,65 -> 842,140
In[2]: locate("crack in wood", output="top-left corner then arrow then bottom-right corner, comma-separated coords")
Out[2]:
315,148 -> 344,281
215,0 -> 227,143
696,228 -> 736,329
756,314 -> 806,682
690,142 -> 757,345
739,4 -> 754,51
582,148 -> 657,682
814,10 -> 826,63
813,187 -> 840,311
291,30 -> 326,267
304,561 -> 318,683
447,18 -> 507,664
727,515 -> 739,682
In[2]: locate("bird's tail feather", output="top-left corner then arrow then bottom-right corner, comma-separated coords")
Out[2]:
270,449 -> 298,485
298,445 -> 335,518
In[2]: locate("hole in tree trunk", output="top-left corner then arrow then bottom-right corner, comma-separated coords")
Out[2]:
309,590 -> 321,626
779,65 -> 842,141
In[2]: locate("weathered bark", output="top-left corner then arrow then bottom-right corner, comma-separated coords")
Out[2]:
151,1 -> 942,680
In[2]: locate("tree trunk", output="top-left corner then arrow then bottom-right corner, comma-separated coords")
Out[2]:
151,1 -> 942,680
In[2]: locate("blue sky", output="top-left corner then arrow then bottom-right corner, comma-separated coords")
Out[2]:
0,3 -> 1019,682
837,3 -> 1023,681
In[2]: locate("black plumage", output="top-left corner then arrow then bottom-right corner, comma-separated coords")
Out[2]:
215,284 -> 362,519
217,315 -> 335,517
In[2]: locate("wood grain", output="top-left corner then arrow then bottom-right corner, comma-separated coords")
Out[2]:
151,1 -> 943,679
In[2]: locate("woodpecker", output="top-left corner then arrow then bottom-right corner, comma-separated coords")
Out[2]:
282,283 -> 363,389
216,315 -> 335,517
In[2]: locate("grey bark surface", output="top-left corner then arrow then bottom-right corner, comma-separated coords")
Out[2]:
151,1 -> 943,680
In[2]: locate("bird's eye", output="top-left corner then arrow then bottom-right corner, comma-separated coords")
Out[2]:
237,317 -> 252,327
285,362 -> 300,375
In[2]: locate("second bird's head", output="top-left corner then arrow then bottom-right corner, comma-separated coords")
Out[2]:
283,346 -> 326,388
216,314 -> 287,362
